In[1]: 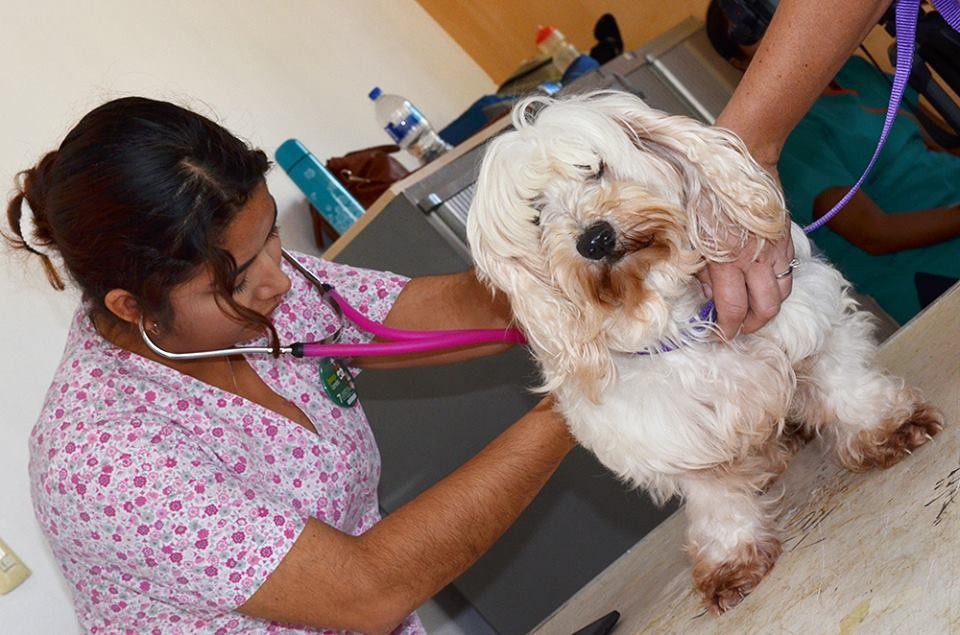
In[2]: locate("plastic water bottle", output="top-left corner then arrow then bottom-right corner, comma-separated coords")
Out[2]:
369,88 -> 452,165
535,25 -> 582,75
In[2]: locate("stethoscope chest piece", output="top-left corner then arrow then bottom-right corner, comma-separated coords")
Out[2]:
318,357 -> 358,408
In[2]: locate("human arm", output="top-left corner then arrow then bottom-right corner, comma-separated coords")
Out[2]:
237,396 -> 575,633
813,186 -> 960,254
911,105 -> 960,156
702,0 -> 892,338
285,253 -> 514,369
716,0 -> 893,172
356,268 -> 516,369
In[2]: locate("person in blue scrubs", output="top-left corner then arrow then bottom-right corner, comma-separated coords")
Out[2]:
777,57 -> 960,323
709,0 -> 960,324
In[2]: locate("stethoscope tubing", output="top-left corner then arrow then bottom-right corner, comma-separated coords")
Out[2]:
282,249 -> 527,356
138,249 -> 527,361
298,321 -> 526,358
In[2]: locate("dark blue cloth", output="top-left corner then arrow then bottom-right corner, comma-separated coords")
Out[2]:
439,56 -> 602,146
561,55 -> 600,83
439,95 -> 515,146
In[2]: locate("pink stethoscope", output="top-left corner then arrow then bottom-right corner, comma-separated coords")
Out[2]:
138,248 -> 527,361
141,0 -> 960,361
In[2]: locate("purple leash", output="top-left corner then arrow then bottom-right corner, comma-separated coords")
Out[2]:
637,302 -> 718,355
662,0 -> 958,353
807,0 -> 959,229
936,0 -> 960,28
296,1 -> 960,359
805,0 -> 924,231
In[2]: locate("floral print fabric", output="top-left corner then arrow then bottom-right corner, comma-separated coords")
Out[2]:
29,251 -> 424,634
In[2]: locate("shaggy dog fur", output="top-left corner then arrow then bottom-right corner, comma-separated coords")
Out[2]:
466,91 -> 943,612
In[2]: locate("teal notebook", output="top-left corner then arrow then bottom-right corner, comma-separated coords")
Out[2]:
275,139 -> 365,235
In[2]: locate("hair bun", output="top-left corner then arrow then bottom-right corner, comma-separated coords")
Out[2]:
5,151 -> 66,290
19,197 -> 59,257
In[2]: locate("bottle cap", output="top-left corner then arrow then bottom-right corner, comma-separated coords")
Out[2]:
535,25 -> 560,46
368,87 -> 382,101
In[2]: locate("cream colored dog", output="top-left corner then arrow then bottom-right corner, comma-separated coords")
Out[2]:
466,91 -> 943,612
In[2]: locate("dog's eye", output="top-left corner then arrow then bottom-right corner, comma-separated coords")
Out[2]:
573,161 -> 605,180
528,199 -> 544,226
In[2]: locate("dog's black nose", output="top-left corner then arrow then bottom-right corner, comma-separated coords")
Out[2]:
576,221 -> 618,260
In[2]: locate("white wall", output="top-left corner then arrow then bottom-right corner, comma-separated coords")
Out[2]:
0,1 -> 494,631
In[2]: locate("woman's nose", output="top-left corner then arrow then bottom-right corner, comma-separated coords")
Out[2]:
257,257 -> 291,299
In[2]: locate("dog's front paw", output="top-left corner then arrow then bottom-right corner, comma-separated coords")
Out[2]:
692,535 -> 781,613
843,402 -> 944,472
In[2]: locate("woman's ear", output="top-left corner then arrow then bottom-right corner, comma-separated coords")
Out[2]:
103,289 -> 143,325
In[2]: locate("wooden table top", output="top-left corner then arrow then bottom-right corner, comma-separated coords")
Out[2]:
533,283 -> 960,635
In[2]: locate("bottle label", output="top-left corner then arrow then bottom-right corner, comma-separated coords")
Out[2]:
384,108 -> 424,144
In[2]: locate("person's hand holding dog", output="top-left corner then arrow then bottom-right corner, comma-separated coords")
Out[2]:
699,232 -> 796,339
703,0 -> 892,339
699,160 -> 797,340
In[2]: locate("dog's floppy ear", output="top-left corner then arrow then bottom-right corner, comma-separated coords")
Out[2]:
468,129 -> 615,402
601,93 -> 788,260
500,263 -> 616,403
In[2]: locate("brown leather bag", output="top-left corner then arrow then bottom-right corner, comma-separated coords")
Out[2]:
325,144 -> 410,209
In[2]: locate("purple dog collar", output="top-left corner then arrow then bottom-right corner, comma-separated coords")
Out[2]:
635,301 -> 718,355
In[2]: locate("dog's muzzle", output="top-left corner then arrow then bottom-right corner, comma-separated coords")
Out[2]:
576,221 -> 618,260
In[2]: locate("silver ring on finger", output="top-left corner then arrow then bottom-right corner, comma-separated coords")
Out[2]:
775,258 -> 801,280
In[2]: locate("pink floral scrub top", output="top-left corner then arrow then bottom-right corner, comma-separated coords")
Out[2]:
29,252 -> 425,634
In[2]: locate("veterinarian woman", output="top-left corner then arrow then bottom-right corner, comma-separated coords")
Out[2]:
704,0 -> 902,338
6,96 -> 578,634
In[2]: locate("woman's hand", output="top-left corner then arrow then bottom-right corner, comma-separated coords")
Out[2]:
693,145 -> 795,339
698,231 -> 796,339
238,396 -> 575,633
705,0 -> 894,342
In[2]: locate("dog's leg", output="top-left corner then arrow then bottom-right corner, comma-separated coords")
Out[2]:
755,432 -> 806,492
791,315 -> 943,472
680,473 -> 781,613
